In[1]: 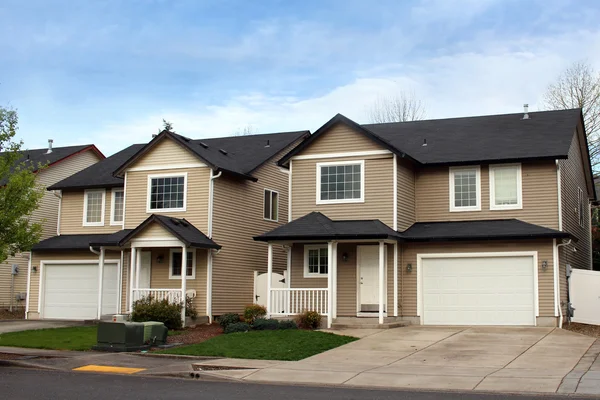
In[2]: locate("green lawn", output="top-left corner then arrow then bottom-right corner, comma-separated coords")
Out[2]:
158,330 -> 357,361
0,326 -> 98,351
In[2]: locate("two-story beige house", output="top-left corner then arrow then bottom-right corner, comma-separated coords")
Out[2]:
1,142 -> 104,311
27,129 -> 308,323
255,108 -> 595,329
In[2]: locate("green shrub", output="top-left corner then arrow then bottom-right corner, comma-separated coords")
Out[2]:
131,296 -> 182,330
297,310 -> 321,330
218,313 -> 240,329
243,304 -> 266,324
252,318 -> 280,330
185,296 -> 198,319
224,322 -> 250,334
278,320 -> 298,330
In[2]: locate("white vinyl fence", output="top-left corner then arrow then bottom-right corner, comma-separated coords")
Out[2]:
570,268 -> 600,325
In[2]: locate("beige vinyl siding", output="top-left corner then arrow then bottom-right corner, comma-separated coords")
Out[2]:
301,123 -> 385,155
559,131 -> 592,270
397,159 -> 416,231
124,167 -> 210,231
0,254 -> 29,308
134,223 -> 172,239
210,143 -> 299,315
60,190 -> 117,234
27,250 -> 120,319
400,240 -> 556,319
133,137 -> 203,168
415,161 -> 559,229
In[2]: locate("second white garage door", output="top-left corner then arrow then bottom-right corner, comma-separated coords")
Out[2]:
42,262 -> 119,320
420,254 -> 536,326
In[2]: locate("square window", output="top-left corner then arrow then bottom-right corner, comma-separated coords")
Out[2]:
450,167 -> 480,212
305,246 -> 328,277
170,251 -> 194,278
148,175 -> 186,211
490,164 -> 522,210
318,161 -> 364,203
84,190 -> 105,225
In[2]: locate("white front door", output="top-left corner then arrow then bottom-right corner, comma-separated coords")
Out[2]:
139,251 -> 152,288
358,246 -> 386,313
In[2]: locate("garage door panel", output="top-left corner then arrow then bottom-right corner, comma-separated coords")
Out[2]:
422,256 -> 535,326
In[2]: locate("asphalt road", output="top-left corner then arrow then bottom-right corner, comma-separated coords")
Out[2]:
0,367 -> 589,400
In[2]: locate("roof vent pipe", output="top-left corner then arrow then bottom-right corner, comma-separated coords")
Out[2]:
46,139 -> 53,154
522,104 -> 529,120
265,140 -> 270,148
422,138 -> 427,147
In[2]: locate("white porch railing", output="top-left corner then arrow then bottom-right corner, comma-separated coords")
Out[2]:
270,288 -> 328,316
132,288 -> 184,304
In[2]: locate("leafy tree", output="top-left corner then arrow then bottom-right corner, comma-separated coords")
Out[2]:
159,119 -> 174,133
368,90 -> 426,123
0,107 -> 44,264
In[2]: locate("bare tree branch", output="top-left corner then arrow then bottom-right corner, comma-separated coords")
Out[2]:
368,91 -> 426,123
234,125 -> 256,136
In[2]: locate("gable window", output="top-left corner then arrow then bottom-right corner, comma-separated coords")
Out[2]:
316,160 -> 364,204
83,189 -> 105,226
110,189 -> 125,225
147,173 -> 187,212
578,187 -> 585,227
449,166 -> 481,212
169,249 -> 196,279
304,245 -> 328,277
489,164 -> 522,210
264,189 -> 279,221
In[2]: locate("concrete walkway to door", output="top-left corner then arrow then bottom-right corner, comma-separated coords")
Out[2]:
234,326 -> 596,393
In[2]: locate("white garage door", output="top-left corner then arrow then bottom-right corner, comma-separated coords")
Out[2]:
43,262 -> 119,320
421,255 -> 536,326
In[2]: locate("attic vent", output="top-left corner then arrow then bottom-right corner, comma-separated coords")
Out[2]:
265,140 -> 270,148
180,220 -> 189,227
219,149 -> 228,155
170,218 -> 180,225
422,138 -> 427,147
199,142 -> 208,149
181,136 -> 191,142
522,104 -> 530,120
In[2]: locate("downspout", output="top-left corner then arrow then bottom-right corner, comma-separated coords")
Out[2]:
206,169 -> 222,323
556,239 -> 572,328
89,246 -> 101,256
53,190 -> 62,236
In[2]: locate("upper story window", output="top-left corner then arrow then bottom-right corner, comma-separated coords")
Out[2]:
264,189 -> 279,222
111,189 -> 124,225
169,249 -> 195,279
316,160 -> 364,204
304,245 -> 328,277
449,166 -> 481,212
578,187 -> 585,227
83,189 -> 105,226
147,173 -> 187,213
490,164 -> 522,210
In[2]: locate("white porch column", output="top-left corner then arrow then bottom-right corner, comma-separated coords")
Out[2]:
327,241 -> 334,328
206,250 -> 213,323
135,248 -> 142,289
378,241 -> 385,325
286,245 -> 291,315
97,247 -> 105,320
181,245 -> 188,327
129,247 -> 137,312
393,242 -> 398,317
266,243 -> 273,317
332,241 -> 338,319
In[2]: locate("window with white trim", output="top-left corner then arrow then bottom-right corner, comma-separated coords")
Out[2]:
449,166 -> 481,212
489,164 -> 522,210
169,249 -> 195,279
578,187 -> 585,227
147,174 -> 186,212
111,189 -> 124,225
304,245 -> 328,277
264,189 -> 278,221
83,189 -> 105,226
317,160 -> 364,204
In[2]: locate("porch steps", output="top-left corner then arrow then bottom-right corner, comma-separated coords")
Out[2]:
331,317 -> 410,330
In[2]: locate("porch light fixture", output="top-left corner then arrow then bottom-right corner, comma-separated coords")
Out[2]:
342,252 -> 349,262
406,263 -> 412,272
542,261 -> 548,271
156,255 -> 164,264
32,266 -> 38,273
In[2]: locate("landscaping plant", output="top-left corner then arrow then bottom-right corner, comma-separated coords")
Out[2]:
252,318 -> 280,330
278,319 -> 298,330
185,295 -> 198,320
224,322 -> 250,334
297,310 -> 322,329
243,304 -> 266,324
131,296 -> 183,330
218,313 -> 240,329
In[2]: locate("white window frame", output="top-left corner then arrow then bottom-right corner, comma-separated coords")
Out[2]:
110,188 -> 125,226
316,160 -> 365,205
489,163 -> 523,211
578,187 -> 585,227
303,245 -> 329,278
168,248 -> 196,279
449,166 -> 481,212
263,189 -> 279,222
83,189 -> 106,227
146,172 -> 187,213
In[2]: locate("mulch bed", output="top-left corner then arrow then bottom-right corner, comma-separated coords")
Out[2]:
167,323 -> 223,345
0,308 -> 25,320
564,322 -> 600,338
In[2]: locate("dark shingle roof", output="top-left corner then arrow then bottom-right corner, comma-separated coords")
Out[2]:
1,144 -> 102,186
254,212 -> 400,241
48,144 -> 146,190
402,219 -> 573,242
118,214 -> 220,249
32,230 -> 131,251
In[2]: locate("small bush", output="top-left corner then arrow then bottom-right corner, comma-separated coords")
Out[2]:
185,296 -> 198,320
218,313 -> 240,329
278,320 -> 298,330
297,310 -> 322,330
243,304 -> 266,324
131,296 -> 182,330
224,322 -> 250,334
252,318 -> 280,330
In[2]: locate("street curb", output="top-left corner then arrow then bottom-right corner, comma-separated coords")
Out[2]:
0,359 -> 61,370
132,353 -> 223,361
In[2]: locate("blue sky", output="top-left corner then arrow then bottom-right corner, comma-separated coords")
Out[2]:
1,0 -> 599,155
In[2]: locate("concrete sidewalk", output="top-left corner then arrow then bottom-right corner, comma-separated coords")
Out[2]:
0,320 -> 82,333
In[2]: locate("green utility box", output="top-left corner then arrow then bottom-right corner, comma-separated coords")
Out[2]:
142,321 -> 168,345
92,321 -> 148,352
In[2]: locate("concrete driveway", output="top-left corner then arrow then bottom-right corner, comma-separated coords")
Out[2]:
240,326 -> 596,393
0,320 -> 81,333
